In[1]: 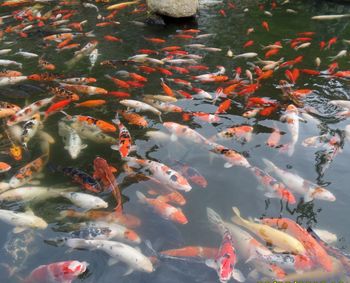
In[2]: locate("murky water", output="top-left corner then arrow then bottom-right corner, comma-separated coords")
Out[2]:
0,0 -> 350,282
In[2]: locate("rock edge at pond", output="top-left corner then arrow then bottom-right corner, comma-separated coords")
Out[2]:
146,0 -> 199,18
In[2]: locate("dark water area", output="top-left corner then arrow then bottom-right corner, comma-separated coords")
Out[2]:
0,0 -> 350,282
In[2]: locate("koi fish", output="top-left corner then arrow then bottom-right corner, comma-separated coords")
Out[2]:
0,209 -> 47,233
119,99 -> 162,119
136,191 -> 188,224
111,114 -> 132,158
60,192 -> 108,210
211,126 -> 253,143
60,83 -> 108,95
58,121 -> 87,159
262,158 -> 336,202
75,99 -> 106,108
9,155 -> 48,188
125,157 -> 192,192
21,113 -> 42,148
172,161 -> 208,188
45,99 -> 72,117
163,122 -> 209,145
0,101 -> 20,118
53,166 -> 102,193
117,110 -> 148,127
249,166 -> 296,203
24,260 -> 88,283
231,207 -> 306,255
206,141 -> 251,168
75,115 -> 116,133
206,208 -> 283,279
280,104 -> 300,156
206,229 -> 245,283
261,218 -> 333,271
266,125 -> 282,148
160,246 -> 218,259
93,157 -> 123,213
66,239 -> 153,274
7,97 -> 55,126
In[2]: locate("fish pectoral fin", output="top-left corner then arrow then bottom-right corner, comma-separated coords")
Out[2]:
13,226 -> 27,234
27,180 -> 41,185
81,144 -> 88,149
107,258 -> 119,266
264,191 -> 280,199
272,247 -> 287,253
110,145 -> 119,151
232,269 -> 246,282
123,267 -> 134,276
170,134 -> 178,142
224,162 -> 233,168
303,189 -> 315,203
204,259 -> 216,269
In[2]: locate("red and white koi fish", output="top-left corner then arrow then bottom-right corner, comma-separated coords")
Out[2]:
24,260 -> 88,283
206,229 -> 245,283
111,114 -> 132,158
206,141 -> 251,168
262,158 -> 336,202
7,97 -> 55,126
249,166 -> 296,203
163,122 -> 209,144
125,157 -> 192,192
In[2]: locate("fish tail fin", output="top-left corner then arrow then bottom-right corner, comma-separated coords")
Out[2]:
135,191 -> 147,203
207,207 -> 226,234
112,113 -> 121,125
231,207 -> 245,226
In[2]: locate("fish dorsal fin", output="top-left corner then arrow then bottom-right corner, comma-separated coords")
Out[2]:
123,267 -> 134,276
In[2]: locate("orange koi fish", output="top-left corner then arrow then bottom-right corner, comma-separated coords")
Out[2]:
45,99 -> 72,117
118,110 -> 148,127
75,100 -> 106,108
160,78 -> 174,97
215,99 -> 231,114
160,246 -> 218,259
266,125 -> 282,148
136,191 -> 188,224
93,157 -> 123,214
76,115 -> 116,132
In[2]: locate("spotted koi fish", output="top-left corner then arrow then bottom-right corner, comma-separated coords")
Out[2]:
9,154 -> 48,188
111,114 -> 132,158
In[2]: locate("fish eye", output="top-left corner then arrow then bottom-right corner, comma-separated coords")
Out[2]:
170,174 -> 178,182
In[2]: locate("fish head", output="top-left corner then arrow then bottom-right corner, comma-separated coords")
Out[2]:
62,260 -> 89,277
286,104 -> 298,113
216,254 -> 234,283
123,229 -> 141,244
33,218 -> 48,229
312,187 -> 336,202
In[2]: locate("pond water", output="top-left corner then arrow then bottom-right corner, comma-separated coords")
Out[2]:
0,0 -> 350,282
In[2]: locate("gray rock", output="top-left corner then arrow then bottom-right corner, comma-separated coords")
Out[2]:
147,0 -> 199,18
